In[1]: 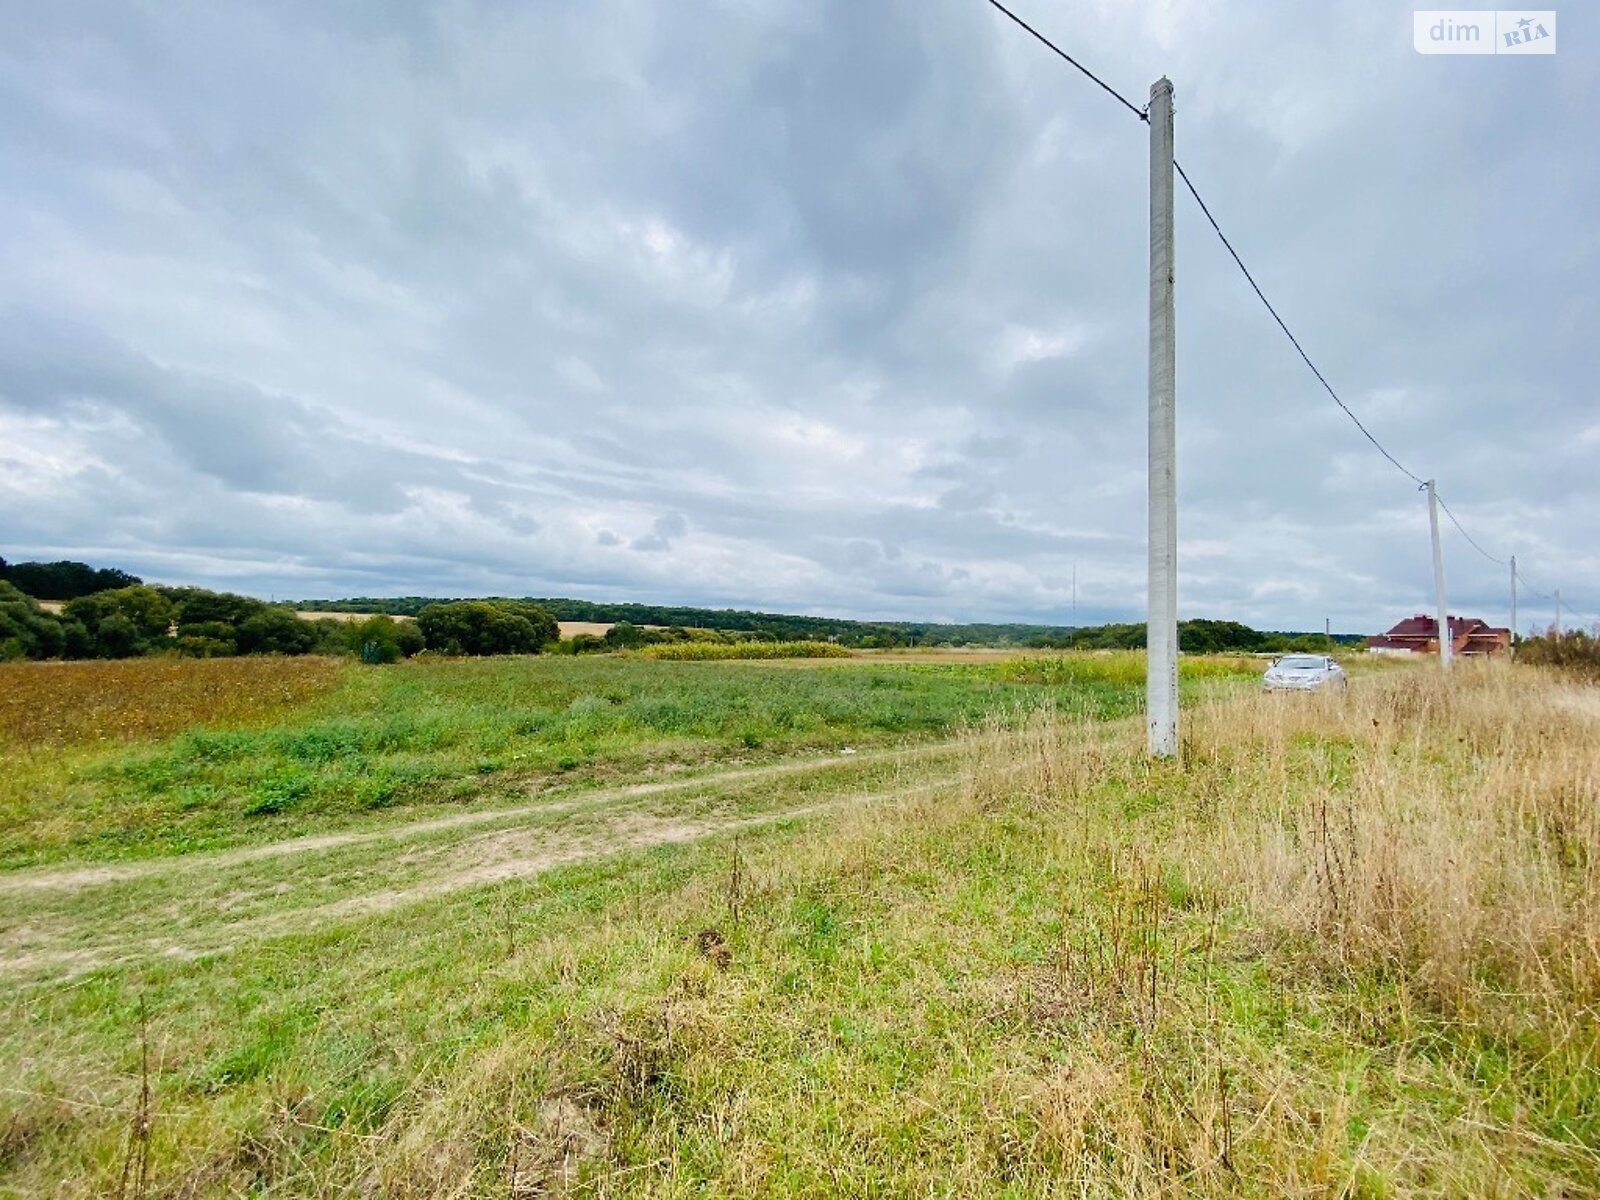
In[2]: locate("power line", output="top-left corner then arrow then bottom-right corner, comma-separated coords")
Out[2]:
1435,495 -> 1508,566
982,0 -> 1149,123
1518,571 -> 1598,625
1172,160 -> 1427,488
983,2 -> 1585,618
981,2 -> 1428,489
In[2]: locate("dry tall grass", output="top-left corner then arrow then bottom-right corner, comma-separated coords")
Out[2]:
6,662 -> 1596,1196
1186,662 -> 1599,1032
949,663 -> 1599,1193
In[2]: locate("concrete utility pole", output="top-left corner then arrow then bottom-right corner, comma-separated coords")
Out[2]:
1509,555 -> 1517,658
1146,76 -> 1178,758
1425,480 -> 1451,669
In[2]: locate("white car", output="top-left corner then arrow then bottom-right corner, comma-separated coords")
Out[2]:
1263,654 -> 1347,693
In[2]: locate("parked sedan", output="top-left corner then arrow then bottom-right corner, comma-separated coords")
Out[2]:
1262,654 -> 1347,692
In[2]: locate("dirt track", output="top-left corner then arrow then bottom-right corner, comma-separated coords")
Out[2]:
0,745 -> 969,981
0,742 -> 949,897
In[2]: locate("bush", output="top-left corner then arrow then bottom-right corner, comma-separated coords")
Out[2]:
348,614 -> 413,664
236,608 -> 321,656
603,621 -> 651,649
90,612 -> 145,659
160,587 -> 267,627
395,620 -> 426,658
415,601 -> 558,656
0,581 -> 66,660
302,618 -> 353,656
175,620 -> 238,657
1517,628 -> 1600,679
64,585 -> 175,658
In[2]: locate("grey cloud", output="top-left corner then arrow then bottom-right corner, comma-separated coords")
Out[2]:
0,0 -> 1593,632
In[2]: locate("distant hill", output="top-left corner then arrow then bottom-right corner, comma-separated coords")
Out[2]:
294,596 -> 1365,653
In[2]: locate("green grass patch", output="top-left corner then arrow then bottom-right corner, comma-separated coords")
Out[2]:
0,654 -> 1225,867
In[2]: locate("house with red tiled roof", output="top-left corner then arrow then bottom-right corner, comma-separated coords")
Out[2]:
1366,614 -> 1510,657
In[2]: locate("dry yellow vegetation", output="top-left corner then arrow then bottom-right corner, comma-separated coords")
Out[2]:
557,620 -> 616,638
0,656 -> 345,747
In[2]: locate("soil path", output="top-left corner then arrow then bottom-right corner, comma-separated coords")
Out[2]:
1,778 -> 951,980
0,741 -> 956,896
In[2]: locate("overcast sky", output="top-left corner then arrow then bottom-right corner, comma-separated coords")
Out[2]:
1,1 -> 1595,632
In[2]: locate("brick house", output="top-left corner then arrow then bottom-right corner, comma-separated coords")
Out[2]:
1366,614 -> 1511,657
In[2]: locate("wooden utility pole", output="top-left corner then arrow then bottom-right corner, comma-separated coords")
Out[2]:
1425,480 -> 1451,669
1146,76 -> 1178,758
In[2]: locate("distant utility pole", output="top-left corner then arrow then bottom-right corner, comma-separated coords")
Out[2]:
1555,589 -> 1562,640
1146,76 -> 1179,759
1425,480 -> 1451,669
1509,555 -> 1517,658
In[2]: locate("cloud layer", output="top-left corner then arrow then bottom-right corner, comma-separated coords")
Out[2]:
1,1 -> 1595,631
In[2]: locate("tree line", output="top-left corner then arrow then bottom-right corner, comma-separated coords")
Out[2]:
0,562 -> 560,663
299,596 -> 1360,652
2,556 -> 1364,662
0,557 -> 142,600
1028,618 -> 1358,655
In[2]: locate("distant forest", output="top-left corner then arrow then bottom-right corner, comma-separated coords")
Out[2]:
297,596 -> 1365,653
1,556 -> 1366,660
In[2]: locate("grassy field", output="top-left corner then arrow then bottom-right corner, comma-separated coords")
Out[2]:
5,654 -> 1595,1195
0,652 -> 1254,868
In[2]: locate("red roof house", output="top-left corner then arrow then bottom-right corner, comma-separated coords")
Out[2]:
1366,614 -> 1510,657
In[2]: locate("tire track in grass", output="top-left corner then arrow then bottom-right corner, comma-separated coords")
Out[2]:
0,741 -> 961,895
2,710 -> 1163,980
2,777 -> 956,982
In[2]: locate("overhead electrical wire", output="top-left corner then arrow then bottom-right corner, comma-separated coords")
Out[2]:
1171,159 -> 1428,488
1434,496 -> 1508,566
984,1 -> 1583,615
982,0 -> 1149,122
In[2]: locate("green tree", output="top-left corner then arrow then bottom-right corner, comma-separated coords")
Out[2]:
63,585 -> 175,657
160,587 -> 267,627
603,621 -> 649,649
394,620 -> 426,658
174,620 -> 238,657
93,613 -> 143,659
415,601 -> 555,656
0,558 -> 142,600
492,600 -> 560,648
348,614 -> 408,664
0,581 -> 66,660
236,608 -> 320,656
